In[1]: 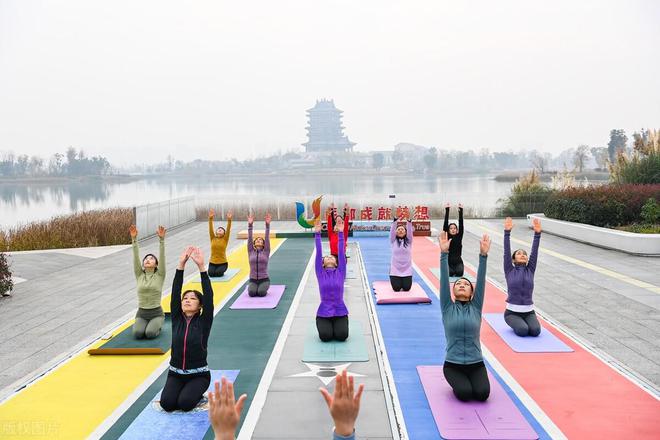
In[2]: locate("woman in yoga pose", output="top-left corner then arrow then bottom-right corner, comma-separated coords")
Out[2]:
439,231 -> 491,402
129,224 -> 166,339
327,203 -> 350,260
503,217 -> 543,337
208,209 -> 232,277
443,203 -> 465,277
313,217 -> 349,342
160,246 -> 214,412
389,215 -> 413,292
247,212 -> 271,297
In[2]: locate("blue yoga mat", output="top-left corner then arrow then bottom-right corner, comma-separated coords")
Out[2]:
484,313 -> 573,353
303,320 -> 369,362
191,268 -> 241,283
119,369 -> 240,440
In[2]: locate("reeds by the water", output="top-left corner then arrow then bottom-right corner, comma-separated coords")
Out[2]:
0,208 -> 134,251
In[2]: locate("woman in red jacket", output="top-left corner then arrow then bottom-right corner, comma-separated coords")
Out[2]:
327,203 -> 350,260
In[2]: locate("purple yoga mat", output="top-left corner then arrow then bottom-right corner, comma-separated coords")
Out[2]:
417,365 -> 538,440
230,285 -> 286,309
484,313 -> 573,353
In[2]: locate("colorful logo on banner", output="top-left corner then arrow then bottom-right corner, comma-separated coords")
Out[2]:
296,195 -> 323,228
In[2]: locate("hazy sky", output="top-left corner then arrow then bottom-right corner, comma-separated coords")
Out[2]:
1,0 -> 659,165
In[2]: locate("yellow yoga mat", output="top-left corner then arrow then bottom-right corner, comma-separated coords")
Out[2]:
0,239 -> 284,440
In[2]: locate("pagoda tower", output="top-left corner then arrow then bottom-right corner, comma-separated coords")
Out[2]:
303,99 -> 356,153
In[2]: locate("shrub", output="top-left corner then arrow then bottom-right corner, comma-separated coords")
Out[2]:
498,171 -> 555,217
0,251 -> 13,295
641,198 -> 660,224
1,208 -> 133,251
544,184 -> 660,227
609,129 -> 660,184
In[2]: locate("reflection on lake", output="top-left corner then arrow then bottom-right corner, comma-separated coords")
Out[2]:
0,174 -> 516,227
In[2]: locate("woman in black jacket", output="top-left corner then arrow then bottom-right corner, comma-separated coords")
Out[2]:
443,203 -> 465,277
160,246 -> 215,412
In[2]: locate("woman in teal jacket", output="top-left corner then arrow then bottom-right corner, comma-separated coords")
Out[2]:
439,231 -> 491,402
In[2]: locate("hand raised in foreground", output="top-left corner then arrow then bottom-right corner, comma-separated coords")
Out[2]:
319,370 -> 364,437
208,377 -> 247,440
439,231 -> 451,253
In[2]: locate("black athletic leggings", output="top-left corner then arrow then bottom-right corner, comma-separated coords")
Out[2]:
208,262 -> 228,278
504,309 -> 541,337
448,259 -> 464,277
248,278 -> 270,297
316,316 -> 349,342
160,370 -> 211,412
389,275 -> 413,292
443,361 -> 490,402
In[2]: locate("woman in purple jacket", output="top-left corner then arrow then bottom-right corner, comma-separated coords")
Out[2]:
503,217 -> 542,337
247,213 -> 271,297
389,216 -> 414,292
313,217 -> 349,342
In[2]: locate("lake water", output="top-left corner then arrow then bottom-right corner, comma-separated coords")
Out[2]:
0,174 -> 516,228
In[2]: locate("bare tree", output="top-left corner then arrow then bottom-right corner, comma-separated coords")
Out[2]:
573,145 -> 590,173
530,151 -> 549,174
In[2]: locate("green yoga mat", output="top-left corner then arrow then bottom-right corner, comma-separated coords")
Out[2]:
429,268 -> 475,283
303,320 -> 369,362
89,314 -> 172,355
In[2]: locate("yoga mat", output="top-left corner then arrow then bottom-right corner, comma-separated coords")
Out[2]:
88,315 -> 172,355
417,366 -> 538,440
372,281 -> 432,304
191,267 -> 241,283
230,284 -> 286,309
346,267 -> 358,279
118,370 -> 240,440
484,313 -> 573,353
429,268 -> 475,283
303,320 -> 369,362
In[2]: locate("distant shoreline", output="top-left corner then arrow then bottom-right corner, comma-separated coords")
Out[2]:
493,170 -> 610,182
0,174 -> 140,185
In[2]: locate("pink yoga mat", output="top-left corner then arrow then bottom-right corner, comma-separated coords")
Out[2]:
372,281 -> 431,304
417,365 -> 538,440
230,285 -> 286,309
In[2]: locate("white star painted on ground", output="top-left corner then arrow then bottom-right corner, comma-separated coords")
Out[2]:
288,362 -> 365,386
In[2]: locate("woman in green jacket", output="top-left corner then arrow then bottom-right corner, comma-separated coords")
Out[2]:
129,224 -> 167,339
439,230 -> 491,402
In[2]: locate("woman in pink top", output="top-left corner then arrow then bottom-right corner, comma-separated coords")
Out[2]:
389,216 -> 414,292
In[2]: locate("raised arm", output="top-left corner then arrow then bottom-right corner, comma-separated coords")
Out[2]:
171,270 -> 184,316
208,211 -> 215,241
264,214 -> 271,254
527,218 -> 542,273
503,217 -> 514,275
471,234 -> 491,312
337,231 -> 346,275
443,205 -> 450,232
406,219 -> 413,245
158,232 -> 166,278
314,231 -> 324,278
458,205 -> 464,238
438,232 -> 452,312
131,239 -> 142,279
389,218 -> 397,243
224,215 -> 232,241
247,220 -> 254,253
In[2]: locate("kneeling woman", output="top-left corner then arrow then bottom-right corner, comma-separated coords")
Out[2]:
247,213 -> 272,297
160,246 -> 214,412
439,231 -> 491,402
130,224 -> 167,339
389,215 -> 413,292
208,208 -> 232,277
314,217 -> 348,342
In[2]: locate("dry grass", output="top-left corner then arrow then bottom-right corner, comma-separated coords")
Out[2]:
0,208 -> 134,251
